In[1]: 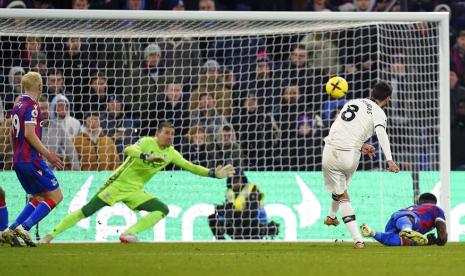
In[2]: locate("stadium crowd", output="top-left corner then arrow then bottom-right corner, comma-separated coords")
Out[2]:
0,0 -> 465,171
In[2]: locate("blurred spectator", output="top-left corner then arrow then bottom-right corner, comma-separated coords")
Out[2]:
451,99 -> 465,170
282,115 -> 323,171
3,0 -> 29,8
50,94 -> 81,137
0,113 -> 12,170
338,24 -> 377,96
144,78 -> 189,146
198,0 -> 215,11
207,125 -> 243,168
100,95 -> 138,162
303,0 -> 336,11
190,93 -> 229,140
157,35 -> 201,84
273,85 -> 309,169
30,53 -> 48,79
300,32 -> 340,75
80,71 -> 109,119
207,34 -> 266,78
74,112 -> 120,171
72,0 -> 89,9
111,0 -> 174,10
190,60 -> 233,117
20,37 -> 44,69
339,0 -> 375,12
124,43 -> 164,117
451,70 -> 465,125
232,93 -> 275,170
32,0 -> 55,8
1,66 -> 24,112
278,45 -> 314,83
180,126 -> 209,167
451,30 -> 465,85
51,37 -> 94,107
45,69 -> 70,102
38,96 -> 80,171
169,0 -> 185,10
244,51 -> 278,112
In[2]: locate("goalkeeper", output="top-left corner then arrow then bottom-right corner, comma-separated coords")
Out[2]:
42,121 -> 235,243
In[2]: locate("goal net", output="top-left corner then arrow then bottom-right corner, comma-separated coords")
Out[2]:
0,10 -> 449,242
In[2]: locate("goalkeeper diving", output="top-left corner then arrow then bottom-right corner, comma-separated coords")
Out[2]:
42,121 -> 235,243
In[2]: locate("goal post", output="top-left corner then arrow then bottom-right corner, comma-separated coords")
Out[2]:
0,9 -> 451,241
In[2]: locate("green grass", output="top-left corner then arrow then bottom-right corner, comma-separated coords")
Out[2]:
1,242 -> 465,276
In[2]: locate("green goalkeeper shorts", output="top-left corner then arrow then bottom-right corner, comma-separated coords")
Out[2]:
97,184 -> 155,210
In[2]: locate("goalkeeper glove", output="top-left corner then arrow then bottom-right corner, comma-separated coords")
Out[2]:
140,153 -> 165,163
209,164 -> 235,178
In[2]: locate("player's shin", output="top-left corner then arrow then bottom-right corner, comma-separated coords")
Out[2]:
373,232 -> 403,246
123,211 -> 166,235
328,194 -> 339,218
21,198 -> 57,231
9,199 -> 39,230
48,209 -> 86,238
340,199 -> 363,243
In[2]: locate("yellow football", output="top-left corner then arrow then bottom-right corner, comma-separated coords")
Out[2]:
325,76 -> 349,99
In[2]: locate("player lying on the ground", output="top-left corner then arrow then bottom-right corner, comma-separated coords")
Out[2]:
361,193 -> 447,246
42,121 -> 235,243
2,72 -> 64,247
208,170 -> 279,240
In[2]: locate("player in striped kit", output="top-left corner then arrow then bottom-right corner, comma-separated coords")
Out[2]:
1,72 -> 64,247
361,193 -> 447,246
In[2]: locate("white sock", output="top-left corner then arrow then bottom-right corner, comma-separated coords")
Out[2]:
328,198 -> 339,218
339,200 -> 362,243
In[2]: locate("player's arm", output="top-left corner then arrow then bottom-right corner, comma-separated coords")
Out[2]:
373,111 -> 399,173
24,124 -> 64,169
171,150 -> 234,179
123,138 -> 165,162
435,220 -> 448,246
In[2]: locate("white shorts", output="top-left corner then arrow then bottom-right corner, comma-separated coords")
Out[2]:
322,145 -> 361,195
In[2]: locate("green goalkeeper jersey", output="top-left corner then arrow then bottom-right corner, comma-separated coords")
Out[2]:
104,137 -> 210,192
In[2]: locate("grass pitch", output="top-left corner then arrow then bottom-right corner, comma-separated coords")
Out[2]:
1,242 -> 465,276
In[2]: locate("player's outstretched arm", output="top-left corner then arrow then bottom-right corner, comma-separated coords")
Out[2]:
171,150 -> 235,178
24,124 -> 64,169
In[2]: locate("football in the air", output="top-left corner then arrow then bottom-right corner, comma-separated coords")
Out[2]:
325,76 -> 348,99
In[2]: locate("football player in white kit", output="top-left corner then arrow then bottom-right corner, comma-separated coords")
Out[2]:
322,81 -> 400,249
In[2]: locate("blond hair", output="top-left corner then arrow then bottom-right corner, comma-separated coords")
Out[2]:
21,72 -> 42,92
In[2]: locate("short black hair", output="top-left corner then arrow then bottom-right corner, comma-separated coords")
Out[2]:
371,81 -> 392,101
157,121 -> 174,132
85,112 -> 100,120
226,169 -> 249,188
418,193 -> 437,205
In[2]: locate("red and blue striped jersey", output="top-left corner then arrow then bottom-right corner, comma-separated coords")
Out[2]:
11,95 -> 43,164
403,203 -> 446,234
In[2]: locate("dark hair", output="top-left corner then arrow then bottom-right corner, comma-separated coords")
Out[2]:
371,81 -> 392,101
418,193 -> 437,205
157,121 -> 174,132
85,112 -> 100,119
47,68 -> 63,77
